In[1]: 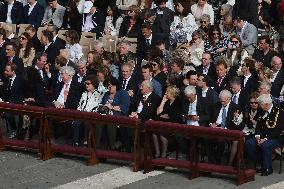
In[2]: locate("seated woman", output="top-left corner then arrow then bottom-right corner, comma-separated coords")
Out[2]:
188,29 -> 205,67
154,85 -> 183,158
101,51 -> 119,79
104,5 -> 123,36
72,75 -> 105,146
96,66 -> 110,94
96,78 -> 130,149
65,30 -> 83,62
219,4 -> 232,34
169,0 -> 198,45
119,5 -> 142,38
242,92 -> 262,140
18,32 -> 35,68
204,25 -> 228,61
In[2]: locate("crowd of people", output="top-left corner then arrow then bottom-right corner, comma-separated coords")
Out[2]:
0,0 -> 284,177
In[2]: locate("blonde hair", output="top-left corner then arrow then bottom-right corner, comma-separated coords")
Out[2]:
166,85 -> 180,98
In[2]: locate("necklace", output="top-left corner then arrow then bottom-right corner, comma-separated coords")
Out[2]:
265,108 -> 279,129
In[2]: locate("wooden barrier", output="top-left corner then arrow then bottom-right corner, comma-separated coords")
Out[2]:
143,120 -> 255,185
43,108 -> 142,171
0,102 -> 46,159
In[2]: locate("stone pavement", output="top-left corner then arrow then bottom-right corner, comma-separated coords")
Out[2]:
0,150 -> 284,189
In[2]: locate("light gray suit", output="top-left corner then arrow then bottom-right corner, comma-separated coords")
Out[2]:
240,22 -> 258,55
42,4 -> 65,28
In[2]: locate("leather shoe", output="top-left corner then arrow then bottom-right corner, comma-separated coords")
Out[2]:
256,167 -> 263,173
261,169 -> 273,176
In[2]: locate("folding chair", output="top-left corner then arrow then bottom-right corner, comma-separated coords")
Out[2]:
37,26 -> 47,40
18,24 -> 31,36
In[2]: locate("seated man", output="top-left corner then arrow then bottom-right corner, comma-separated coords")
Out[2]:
246,94 -> 284,176
129,80 -> 161,120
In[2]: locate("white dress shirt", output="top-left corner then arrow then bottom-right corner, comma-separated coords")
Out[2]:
216,102 -> 230,127
187,98 -> 199,126
6,1 -> 14,23
28,2 -> 37,16
137,92 -> 151,113
243,74 -> 251,87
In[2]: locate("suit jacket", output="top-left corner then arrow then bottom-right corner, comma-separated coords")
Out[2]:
137,79 -> 162,97
271,69 -> 284,98
212,102 -> 243,130
2,56 -> 24,76
158,97 -> 183,123
42,5 -> 65,28
197,87 -> 219,105
0,1 -> 23,24
183,95 -> 213,126
54,80 -> 83,109
1,75 -> 24,104
255,106 -> 284,141
232,0 -> 258,27
213,75 -> 231,94
240,22 -> 258,48
42,42 -> 60,65
136,92 -> 161,120
232,90 -> 247,111
53,36 -> 66,50
241,74 -> 258,96
196,64 -> 217,86
136,33 -> 160,64
151,7 -> 174,47
23,3 -> 44,28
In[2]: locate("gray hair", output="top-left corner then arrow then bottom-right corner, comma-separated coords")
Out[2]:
60,49 -> 71,59
184,86 -> 196,96
219,89 -> 232,99
142,80 -> 153,91
259,81 -> 271,91
121,62 -> 133,70
257,94 -> 272,104
119,41 -> 131,48
60,66 -> 75,77
221,4 -> 232,15
75,58 -> 87,67
93,40 -> 104,49
200,14 -> 210,22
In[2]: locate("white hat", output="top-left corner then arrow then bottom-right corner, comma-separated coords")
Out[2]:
83,1 -> 93,13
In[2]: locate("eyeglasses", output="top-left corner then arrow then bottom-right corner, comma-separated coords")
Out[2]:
85,82 -> 92,85
250,102 -> 258,104
20,36 -> 27,40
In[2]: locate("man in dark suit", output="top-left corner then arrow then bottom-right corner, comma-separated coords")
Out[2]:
232,0 -> 258,27
23,0 -> 44,28
40,30 -> 60,66
270,56 -> 284,98
183,85 -> 212,127
196,74 -> 219,105
2,42 -> 24,76
129,80 -> 161,120
240,58 -> 258,96
196,52 -> 216,86
47,25 -> 66,50
230,77 -> 248,111
246,94 -> 284,176
213,59 -> 231,94
136,22 -> 160,64
53,66 -> 82,109
1,63 -> 24,138
150,0 -> 174,48
0,0 -> 23,24
252,35 -> 278,68
120,62 -> 138,113
209,89 -> 243,164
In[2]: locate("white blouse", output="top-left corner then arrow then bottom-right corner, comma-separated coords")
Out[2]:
104,16 -> 123,36
65,43 -> 83,62
77,90 -> 105,112
170,14 -> 198,42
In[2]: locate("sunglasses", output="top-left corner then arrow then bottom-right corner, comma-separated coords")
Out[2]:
85,82 -> 92,85
231,40 -> 239,43
200,20 -> 207,24
250,102 -> 258,104
20,36 -> 27,40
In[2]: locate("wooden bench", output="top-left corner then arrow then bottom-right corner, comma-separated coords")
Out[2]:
144,120 -> 255,185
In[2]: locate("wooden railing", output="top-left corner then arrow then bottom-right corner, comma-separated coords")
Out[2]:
143,120 -> 256,185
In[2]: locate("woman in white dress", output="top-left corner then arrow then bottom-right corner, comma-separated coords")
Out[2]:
65,30 -> 83,62
104,5 -> 123,36
191,0 -> 214,25
170,0 -> 198,45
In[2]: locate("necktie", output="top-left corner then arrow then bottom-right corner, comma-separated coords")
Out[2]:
221,106 -> 227,128
7,78 -> 12,90
122,79 -> 127,89
64,83 -> 69,103
217,77 -> 222,87
203,67 -> 208,74
146,39 -> 150,47
232,95 -> 237,104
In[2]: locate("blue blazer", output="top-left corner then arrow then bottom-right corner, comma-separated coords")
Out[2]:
23,3 -> 44,28
102,89 -> 130,116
